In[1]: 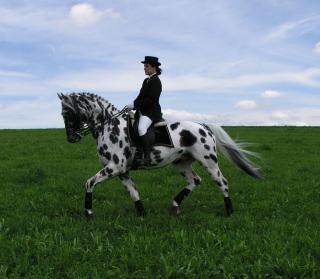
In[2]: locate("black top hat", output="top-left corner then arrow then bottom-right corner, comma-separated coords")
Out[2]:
141,56 -> 161,66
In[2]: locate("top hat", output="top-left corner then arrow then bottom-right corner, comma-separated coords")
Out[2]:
141,56 -> 161,66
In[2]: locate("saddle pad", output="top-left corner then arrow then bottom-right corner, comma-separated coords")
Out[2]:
127,116 -> 174,148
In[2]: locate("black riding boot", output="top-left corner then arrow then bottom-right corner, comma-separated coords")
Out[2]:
132,147 -> 143,169
141,134 -> 152,167
132,134 -> 152,168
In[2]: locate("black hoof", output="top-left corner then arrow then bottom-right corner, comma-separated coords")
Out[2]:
224,197 -> 234,217
171,206 -> 181,217
226,208 -> 234,217
135,200 -> 146,217
85,209 -> 94,219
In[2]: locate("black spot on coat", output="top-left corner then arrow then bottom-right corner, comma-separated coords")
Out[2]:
124,146 -> 132,159
199,129 -> 207,137
98,147 -> 104,156
153,150 -> 161,156
194,178 -> 201,185
113,154 -> 119,164
210,154 -> 217,163
105,152 -> 112,160
112,125 -> 120,136
170,122 -> 180,131
109,133 -> 118,144
179,130 -> 197,147
106,168 -> 113,175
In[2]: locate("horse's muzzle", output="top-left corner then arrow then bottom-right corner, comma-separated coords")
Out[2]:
66,129 -> 82,143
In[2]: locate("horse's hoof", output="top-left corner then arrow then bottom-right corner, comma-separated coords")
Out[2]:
224,197 -> 234,217
135,200 -> 146,217
85,209 -> 94,219
226,211 -> 234,217
171,206 -> 181,217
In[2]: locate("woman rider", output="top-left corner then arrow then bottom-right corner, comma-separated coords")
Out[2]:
125,56 -> 163,167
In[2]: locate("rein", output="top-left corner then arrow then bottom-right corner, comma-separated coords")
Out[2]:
80,106 -> 129,138
110,107 -> 130,119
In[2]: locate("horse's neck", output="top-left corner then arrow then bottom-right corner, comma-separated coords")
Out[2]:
95,113 -> 127,144
102,100 -> 119,116
86,98 -> 123,138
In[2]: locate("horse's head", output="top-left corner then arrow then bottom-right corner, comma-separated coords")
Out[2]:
58,93 -> 88,143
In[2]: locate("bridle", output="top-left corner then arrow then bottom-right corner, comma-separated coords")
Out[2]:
63,98 -> 91,140
65,99 -> 130,140
110,106 -> 131,119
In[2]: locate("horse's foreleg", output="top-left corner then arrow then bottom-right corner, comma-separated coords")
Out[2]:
84,165 -> 119,218
119,173 -> 146,217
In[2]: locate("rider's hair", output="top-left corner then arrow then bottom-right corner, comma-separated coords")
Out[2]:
155,66 -> 162,75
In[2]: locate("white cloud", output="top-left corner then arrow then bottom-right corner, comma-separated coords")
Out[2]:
0,98 -> 63,128
261,90 -> 284,98
271,111 -> 288,120
69,3 -> 120,26
314,42 -> 320,54
165,68 -> 320,91
0,69 -> 33,78
48,67 -> 320,94
263,16 -> 318,41
235,100 -> 257,109
0,77 -> 51,97
50,69 -> 141,92
163,108 -> 222,123
163,108 -> 320,126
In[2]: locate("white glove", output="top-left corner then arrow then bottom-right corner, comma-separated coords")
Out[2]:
125,103 -> 134,111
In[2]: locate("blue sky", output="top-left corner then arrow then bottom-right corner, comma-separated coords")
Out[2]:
1,0 -> 320,128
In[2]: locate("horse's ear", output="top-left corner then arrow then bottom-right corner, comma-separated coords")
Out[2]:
57,93 -> 66,100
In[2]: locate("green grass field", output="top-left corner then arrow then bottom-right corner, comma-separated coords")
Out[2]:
0,127 -> 319,278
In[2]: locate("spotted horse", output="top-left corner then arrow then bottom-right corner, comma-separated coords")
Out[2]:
58,92 -> 262,218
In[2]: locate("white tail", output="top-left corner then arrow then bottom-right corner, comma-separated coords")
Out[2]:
206,125 -> 262,179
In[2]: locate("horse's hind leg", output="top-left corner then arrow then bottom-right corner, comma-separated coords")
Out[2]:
205,161 -> 233,216
119,172 -> 146,217
172,158 -> 202,216
193,150 -> 233,216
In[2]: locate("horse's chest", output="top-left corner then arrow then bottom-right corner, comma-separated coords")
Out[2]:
96,125 -> 129,166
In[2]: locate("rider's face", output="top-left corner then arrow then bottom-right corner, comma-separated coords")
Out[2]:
144,63 -> 156,76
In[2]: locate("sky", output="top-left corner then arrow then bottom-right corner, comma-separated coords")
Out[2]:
1,0 -> 320,128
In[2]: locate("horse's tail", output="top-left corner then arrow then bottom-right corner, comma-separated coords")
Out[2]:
205,124 -> 262,179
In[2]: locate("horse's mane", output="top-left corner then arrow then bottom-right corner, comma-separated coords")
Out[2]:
61,92 -> 119,113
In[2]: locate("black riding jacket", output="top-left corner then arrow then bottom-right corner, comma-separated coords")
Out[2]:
133,74 -> 162,122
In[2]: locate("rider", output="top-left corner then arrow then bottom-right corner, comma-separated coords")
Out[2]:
126,56 -> 163,167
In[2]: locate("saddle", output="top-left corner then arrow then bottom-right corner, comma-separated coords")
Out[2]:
127,112 -> 174,148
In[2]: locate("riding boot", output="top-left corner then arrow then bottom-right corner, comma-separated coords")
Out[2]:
141,134 -> 152,167
132,147 -> 144,169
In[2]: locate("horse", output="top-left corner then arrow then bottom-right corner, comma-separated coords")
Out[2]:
58,92 -> 262,218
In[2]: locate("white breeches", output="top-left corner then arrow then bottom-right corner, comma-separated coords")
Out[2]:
138,115 -> 152,136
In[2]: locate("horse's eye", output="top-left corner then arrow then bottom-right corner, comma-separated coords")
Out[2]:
63,110 -> 72,117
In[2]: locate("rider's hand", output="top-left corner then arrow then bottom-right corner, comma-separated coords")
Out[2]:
125,103 -> 134,111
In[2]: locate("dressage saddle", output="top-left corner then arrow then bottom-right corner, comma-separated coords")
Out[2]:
127,111 -> 174,148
